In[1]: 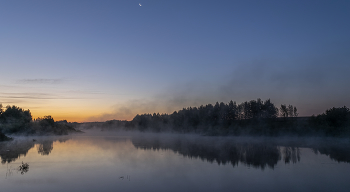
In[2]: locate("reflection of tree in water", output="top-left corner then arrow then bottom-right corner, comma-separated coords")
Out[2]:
132,136 -> 350,169
241,144 -> 282,168
18,161 -> 29,174
37,141 -> 53,155
5,161 -> 30,178
282,147 -> 300,164
0,137 -> 69,164
311,142 -> 350,163
132,136 -> 284,169
0,140 -> 34,164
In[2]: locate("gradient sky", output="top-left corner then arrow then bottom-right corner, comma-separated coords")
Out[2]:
1,0 -> 349,122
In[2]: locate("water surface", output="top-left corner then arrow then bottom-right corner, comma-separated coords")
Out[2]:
1,132 -> 350,192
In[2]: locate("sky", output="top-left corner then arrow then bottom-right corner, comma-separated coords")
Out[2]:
0,0 -> 349,122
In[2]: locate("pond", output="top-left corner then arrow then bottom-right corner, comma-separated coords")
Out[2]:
1,131 -> 350,192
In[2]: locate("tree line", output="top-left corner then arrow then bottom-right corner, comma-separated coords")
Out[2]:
128,99 -> 299,135
100,98 -> 349,137
2,99 -> 350,138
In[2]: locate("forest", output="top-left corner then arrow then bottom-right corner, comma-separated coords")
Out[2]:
93,99 -> 350,137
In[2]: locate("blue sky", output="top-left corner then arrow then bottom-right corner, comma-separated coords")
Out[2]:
1,0 -> 349,121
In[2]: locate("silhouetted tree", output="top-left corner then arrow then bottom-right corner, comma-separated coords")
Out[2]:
280,104 -> 288,118
0,105 -> 32,133
293,106 -> 298,117
324,106 -> 349,127
227,100 -> 237,121
40,115 -> 55,127
263,99 -> 279,118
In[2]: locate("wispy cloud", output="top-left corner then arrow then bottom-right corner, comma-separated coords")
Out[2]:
0,92 -> 85,100
86,99 -> 157,121
0,100 -> 25,104
16,79 -> 63,84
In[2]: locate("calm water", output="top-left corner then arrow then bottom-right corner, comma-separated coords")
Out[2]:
1,131 -> 350,192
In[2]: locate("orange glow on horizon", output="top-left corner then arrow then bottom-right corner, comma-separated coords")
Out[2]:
1,99 -> 175,123
0,99 -> 135,122
30,110 -> 135,123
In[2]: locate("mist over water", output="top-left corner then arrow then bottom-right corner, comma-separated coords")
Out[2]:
1,131 -> 350,192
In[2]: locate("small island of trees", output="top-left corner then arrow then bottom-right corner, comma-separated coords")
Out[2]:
0,104 -> 80,141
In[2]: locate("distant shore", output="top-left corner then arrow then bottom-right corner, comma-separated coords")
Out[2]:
1,99 -> 349,139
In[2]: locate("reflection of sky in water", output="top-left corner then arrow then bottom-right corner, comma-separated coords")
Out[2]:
1,134 -> 350,192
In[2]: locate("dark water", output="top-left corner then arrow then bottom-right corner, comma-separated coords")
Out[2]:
1,131 -> 350,192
